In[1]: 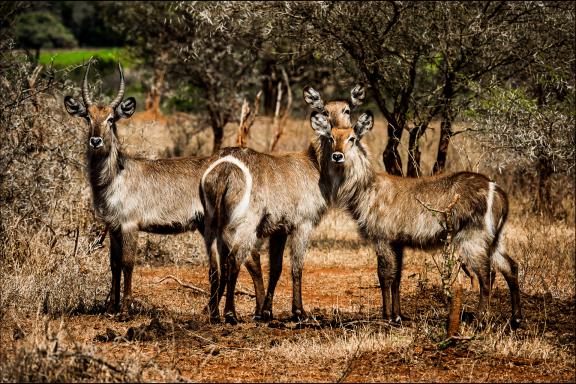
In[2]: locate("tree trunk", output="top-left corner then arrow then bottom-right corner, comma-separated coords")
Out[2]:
212,125 -> 224,153
261,61 -> 279,116
535,155 -> 554,217
211,120 -> 224,153
208,106 -> 225,154
433,71 -> 456,175
533,84 -> 554,217
407,123 -> 427,178
382,120 -> 404,176
433,117 -> 453,175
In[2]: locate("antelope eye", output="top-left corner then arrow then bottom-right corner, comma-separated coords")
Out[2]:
343,109 -> 350,115
107,117 -> 115,124
349,136 -> 356,143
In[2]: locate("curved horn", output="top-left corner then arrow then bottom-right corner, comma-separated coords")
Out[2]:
109,63 -> 125,109
82,59 -> 93,107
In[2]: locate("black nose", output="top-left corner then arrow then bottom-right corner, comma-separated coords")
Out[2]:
331,152 -> 344,162
89,137 -> 103,148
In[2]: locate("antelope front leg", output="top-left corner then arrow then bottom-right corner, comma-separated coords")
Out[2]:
108,230 -> 123,315
120,232 -> 136,319
375,241 -> 398,321
289,227 -> 311,321
391,244 -> 405,322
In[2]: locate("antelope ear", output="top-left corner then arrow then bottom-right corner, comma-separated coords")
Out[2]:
303,86 -> 325,112
64,96 -> 87,117
310,111 -> 331,137
350,84 -> 365,108
115,97 -> 136,119
354,111 -> 374,139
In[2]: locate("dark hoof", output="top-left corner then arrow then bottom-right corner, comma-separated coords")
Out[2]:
224,312 -> 239,325
509,317 -> 524,330
461,311 -> 476,323
261,309 -> 273,322
290,309 -> 307,322
209,316 -> 221,324
390,314 -> 409,324
468,313 -> 490,330
106,303 -> 119,316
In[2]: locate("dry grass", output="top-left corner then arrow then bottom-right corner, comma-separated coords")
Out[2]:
270,325 -> 416,364
1,74 -> 574,382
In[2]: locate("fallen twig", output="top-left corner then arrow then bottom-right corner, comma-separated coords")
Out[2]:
154,275 -> 209,296
154,275 -> 256,298
359,285 -> 380,289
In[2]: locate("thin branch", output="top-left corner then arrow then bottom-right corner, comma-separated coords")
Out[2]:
154,275 -> 256,298
154,275 -> 209,295
269,67 -> 292,151
1,83 -> 54,111
236,90 -> 262,148
236,98 -> 250,147
450,127 -> 485,137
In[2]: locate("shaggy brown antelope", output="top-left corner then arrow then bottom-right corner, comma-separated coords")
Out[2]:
200,85 -> 366,324
64,60 -> 264,317
307,95 -> 522,329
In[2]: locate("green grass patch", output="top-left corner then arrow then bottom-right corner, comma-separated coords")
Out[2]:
38,47 -> 138,68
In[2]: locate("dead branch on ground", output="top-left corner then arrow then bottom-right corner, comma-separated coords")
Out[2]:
154,275 -> 255,298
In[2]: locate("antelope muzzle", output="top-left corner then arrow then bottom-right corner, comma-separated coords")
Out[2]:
89,136 -> 104,149
331,152 -> 345,163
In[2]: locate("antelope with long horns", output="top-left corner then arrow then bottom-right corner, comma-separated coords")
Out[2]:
64,60 -> 264,317
200,85 -> 367,324
306,90 -> 522,329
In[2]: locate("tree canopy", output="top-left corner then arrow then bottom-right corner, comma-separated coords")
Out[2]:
15,11 -> 77,60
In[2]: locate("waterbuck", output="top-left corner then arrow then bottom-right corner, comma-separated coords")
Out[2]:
200,85 -> 367,324
64,60 -> 264,317
307,93 -> 522,329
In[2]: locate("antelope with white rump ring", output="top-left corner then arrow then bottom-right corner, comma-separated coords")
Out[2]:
200,85 -> 367,324
308,94 -> 523,329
